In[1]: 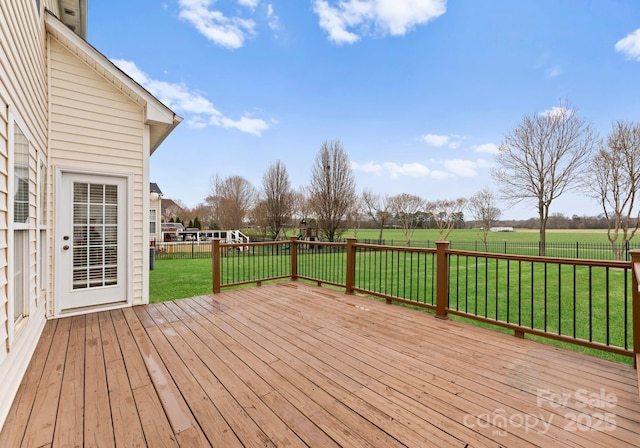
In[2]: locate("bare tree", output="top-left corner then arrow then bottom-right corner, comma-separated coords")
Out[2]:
362,189 -> 391,244
291,188 -> 311,227
249,200 -> 270,238
345,196 -> 364,239
388,193 -> 424,246
161,199 -> 185,223
491,100 -> 597,255
587,121 -> 640,260
207,174 -> 257,229
429,198 -> 468,240
468,188 -> 501,250
307,140 -> 357,241
262,160 -> 294,239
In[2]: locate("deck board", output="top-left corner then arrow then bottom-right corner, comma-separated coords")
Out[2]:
2,282 -> 640,447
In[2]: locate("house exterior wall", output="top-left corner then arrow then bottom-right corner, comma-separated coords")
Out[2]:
0,0 -> 178,431
0,0 -> 60,431
48,37 -> 148,307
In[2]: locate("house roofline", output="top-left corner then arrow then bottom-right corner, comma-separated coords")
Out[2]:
44,9 -> 182,153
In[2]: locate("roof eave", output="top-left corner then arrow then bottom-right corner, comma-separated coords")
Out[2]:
45,10 -> 182,153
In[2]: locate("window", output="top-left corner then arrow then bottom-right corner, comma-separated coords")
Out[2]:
39,159 -> 47,225
14,127 -> 29,224
13,123 -> 30,322
150,209 -> 157,234
39,159 -> 47,294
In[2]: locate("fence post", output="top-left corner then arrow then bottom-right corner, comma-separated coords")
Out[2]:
212,239 -> 221,294
290,236 -> 298,281
630,249 -> 640,368
345,237 -> 356,294
436,241 -> 449,319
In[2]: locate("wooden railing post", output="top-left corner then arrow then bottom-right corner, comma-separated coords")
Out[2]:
435,241 -> 450,319
629,249 -> 640,368
345,237 -> 356,294
290,236 -> 298,281
212,239 -> 221,294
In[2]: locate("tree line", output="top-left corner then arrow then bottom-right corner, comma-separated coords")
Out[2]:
164,99 -> 640,260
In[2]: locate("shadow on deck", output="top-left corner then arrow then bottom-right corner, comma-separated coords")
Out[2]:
1,282 -> 639,447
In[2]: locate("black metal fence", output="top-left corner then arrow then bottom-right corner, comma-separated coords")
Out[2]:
156,239 -> 640,262
356,239 -> 640,261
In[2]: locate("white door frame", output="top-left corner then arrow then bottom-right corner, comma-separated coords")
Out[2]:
54,168 -> 133,317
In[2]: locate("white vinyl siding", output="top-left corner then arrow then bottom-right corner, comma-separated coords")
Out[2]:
0,1 -> 49,431
0,98 -> 9,354
0,0 -> 51,319
49,38 -> 146,305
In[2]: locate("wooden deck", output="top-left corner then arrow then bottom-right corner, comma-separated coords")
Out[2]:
1,282 -> 640,447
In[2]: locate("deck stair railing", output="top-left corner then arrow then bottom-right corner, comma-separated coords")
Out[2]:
212,237 -> 640,366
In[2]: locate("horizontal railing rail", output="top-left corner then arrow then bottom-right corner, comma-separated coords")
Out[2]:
210,237 -> 639,363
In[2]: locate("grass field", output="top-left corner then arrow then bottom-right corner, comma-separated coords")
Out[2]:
151,228 -> 630,302
349,228 -> 624,244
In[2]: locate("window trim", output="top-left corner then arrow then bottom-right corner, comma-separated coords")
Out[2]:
7,110 -> 34,340
13,123 -> 30,230
38,156 -> 48,298
150,208 -> 158,235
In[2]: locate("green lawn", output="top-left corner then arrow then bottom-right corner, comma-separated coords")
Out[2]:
150,259 -> 214,301
350,228 -> 625,244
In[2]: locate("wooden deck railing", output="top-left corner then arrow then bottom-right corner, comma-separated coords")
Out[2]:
212,237 -> 640,364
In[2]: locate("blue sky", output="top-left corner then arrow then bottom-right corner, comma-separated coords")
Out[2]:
88,0 -> 640,220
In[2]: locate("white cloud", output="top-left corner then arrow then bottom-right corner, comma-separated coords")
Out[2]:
350,161 -> 384,175
421,133 -> 463,148
178,0 -> 256,49
352,161 -> 431,178
477,159 -> 494,168
313,0 -> 446,45
238,0 -> 259,9
539,106 -> 574,119
545,66 -> 562,79
473,143 -> 499,154
385,162 -> 431,178
444,159 -> 478,177
112,59 -> 271,136
420,133 -> 450,147
431,170 -> 452,180
353,156 -> 492,180
615,28 -> 640,61
219,115 -> 272,135
267,4 -> 280,31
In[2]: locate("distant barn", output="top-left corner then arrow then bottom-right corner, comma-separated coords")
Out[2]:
490,226 -> 514,232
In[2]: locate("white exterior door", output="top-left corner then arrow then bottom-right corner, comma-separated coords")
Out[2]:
57,172 -> 128,312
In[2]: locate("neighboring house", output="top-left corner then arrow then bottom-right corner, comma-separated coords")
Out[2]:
150,183 -> 163,244
0,1 -> 181,430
